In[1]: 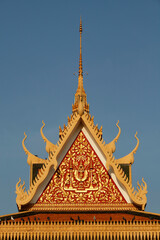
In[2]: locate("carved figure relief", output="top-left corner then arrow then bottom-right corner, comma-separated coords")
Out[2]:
37,131 -> 126,205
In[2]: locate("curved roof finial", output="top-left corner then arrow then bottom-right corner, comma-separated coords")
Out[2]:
40,120 -> 57,154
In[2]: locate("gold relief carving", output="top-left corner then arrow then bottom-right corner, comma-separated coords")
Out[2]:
37,131 -> 126,206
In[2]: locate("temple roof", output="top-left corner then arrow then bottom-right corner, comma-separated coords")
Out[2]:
16,19 -> 147,212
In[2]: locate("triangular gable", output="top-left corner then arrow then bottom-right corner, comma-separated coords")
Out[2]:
32,131 -> 135,211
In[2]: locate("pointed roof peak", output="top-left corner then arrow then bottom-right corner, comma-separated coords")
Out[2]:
72,18 -> 89,115
79,16 -> 82,33
79,17 -> 83,77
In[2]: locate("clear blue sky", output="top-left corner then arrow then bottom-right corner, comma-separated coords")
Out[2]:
0,0 -> 160,215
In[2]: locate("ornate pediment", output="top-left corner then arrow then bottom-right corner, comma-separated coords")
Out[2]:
31,131 -> 137,211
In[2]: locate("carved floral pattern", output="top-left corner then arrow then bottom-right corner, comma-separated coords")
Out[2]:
37,131 -> 126,205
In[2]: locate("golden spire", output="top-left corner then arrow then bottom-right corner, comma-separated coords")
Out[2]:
72,18 -> 89,115
77,17 -> 84,94
79,17 -> 83,77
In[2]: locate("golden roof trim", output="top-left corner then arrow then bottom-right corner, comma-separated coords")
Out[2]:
32,203 -> 136,212
17,112 -> 147,210
108,158 -> 147,210
1,220 -> 160,238
16,113 -> 81,209
81,113 -> 147,210
17,112 -> 147,211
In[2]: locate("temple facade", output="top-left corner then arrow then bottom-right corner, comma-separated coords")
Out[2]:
0,19 -> 160,240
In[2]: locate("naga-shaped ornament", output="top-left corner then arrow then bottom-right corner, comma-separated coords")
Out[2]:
16,178 -> 28,208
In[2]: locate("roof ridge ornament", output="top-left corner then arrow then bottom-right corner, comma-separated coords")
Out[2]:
40,120 -> 57,154
115,131 -> 139,165
22,132 -> 45,166
72,18 -> 89,115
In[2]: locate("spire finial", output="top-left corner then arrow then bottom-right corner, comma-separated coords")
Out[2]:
72,18 -> 89,115
79,17 -> 83,76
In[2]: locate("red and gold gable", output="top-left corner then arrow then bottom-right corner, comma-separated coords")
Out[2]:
33,131 -> 134,211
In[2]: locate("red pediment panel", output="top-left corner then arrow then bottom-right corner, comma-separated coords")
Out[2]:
34,131 -> 130,211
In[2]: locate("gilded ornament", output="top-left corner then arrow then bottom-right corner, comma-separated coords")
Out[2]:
36,131 -> 126,206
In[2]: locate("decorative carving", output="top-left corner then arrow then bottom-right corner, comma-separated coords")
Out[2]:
105,121 -> 121,156
82,113 -> 147,210
40,121 -> 57,154
37,131 -> 126,205
106,154 -> 147,210
16,113 -> 81,210
1,219 -> 160,239
16,178 -> 28,209
17,112 -> 147,211
22,132 -> 46,166
115,132 -> 139,165
136,178 -> 147,209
